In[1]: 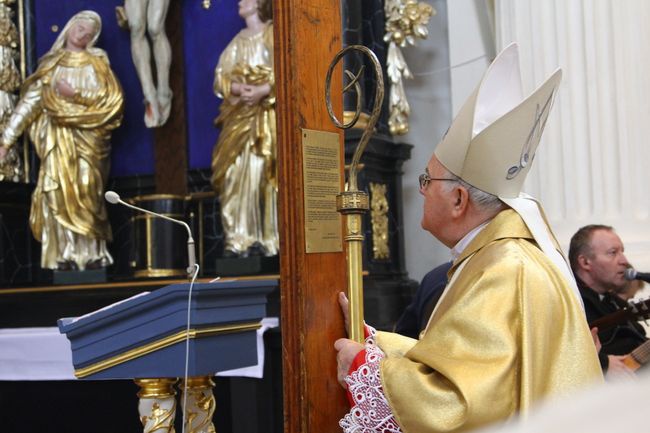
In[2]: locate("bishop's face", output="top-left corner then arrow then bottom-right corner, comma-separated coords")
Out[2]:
420,155 -> 455,246
238,0 -> 258,19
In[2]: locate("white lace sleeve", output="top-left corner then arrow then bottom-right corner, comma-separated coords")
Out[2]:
339,345 -> 402,433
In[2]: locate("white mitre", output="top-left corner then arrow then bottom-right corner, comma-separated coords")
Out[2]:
435,43 -> 581,303
435,42 -> 560,197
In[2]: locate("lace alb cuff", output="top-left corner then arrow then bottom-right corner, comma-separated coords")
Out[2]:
339,344 -> 401,433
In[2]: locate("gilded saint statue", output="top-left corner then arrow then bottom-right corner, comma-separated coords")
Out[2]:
0,10 -> 124,271
211,0 -> 277,257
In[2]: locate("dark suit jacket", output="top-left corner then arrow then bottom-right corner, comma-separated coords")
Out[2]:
394,262 -> 452,339
578,277 -> 647,371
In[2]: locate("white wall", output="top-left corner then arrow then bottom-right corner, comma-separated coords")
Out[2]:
496,0 -> 650,272
401,0 -> 494,282
448,0 -> 495,113
404,0 -> 650,284
399,0 -> 451,282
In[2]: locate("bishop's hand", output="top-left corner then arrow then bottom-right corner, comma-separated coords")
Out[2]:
338,291 -> 350,336
334,338 -> 364,388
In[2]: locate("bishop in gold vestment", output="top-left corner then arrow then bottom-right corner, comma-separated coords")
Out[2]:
0,11 -> 124,270
373,210 -> 601,432
334,43 -> 602,433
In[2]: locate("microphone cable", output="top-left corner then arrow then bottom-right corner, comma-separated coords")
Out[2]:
181,262 -> 201,433
105,190 -> 203,430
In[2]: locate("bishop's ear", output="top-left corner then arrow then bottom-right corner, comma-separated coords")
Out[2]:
451,185 -> 470,216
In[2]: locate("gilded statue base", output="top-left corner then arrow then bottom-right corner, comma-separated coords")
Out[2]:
215,255 -> 279,277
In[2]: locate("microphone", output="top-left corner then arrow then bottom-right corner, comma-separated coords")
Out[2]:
104,190 -> 196,276
624,268 -> 650,284
108,190 -> 201,431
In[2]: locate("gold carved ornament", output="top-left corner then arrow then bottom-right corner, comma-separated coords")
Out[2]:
135,378 -> 178,433
180,376 -> 216,433
369,182 -> 390,260
325,45 -> 384,343
0,0 -> 23,182
142,401 -> 176,433
384,0 -> 435,135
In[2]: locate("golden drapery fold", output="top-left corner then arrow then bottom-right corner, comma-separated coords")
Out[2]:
210,23 -> 277,256
6,49 -> 123,269
376,209 -> 602,433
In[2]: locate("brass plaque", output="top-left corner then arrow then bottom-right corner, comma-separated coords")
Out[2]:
301,129 -> 343,253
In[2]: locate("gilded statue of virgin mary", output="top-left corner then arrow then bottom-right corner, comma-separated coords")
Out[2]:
0,10 -> 124,271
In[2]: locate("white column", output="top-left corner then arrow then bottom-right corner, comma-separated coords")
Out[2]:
401,0 -> 456,281
402,0 -> 496,281
496,0 -> 650,269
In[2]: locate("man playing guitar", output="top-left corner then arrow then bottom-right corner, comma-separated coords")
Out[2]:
569,225 -> 648,379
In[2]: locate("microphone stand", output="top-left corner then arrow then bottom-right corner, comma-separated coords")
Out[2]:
106,191 -> 207,433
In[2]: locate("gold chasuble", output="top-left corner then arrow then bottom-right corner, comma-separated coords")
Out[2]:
376,210 -> 602,432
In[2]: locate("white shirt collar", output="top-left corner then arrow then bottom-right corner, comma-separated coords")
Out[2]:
450,220 -> 491,260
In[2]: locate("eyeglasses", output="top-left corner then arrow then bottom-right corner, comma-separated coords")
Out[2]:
418,173 -> 456,190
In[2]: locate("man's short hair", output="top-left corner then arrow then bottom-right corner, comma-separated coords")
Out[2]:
568,224 -> 614,273
440,167 -> 505,214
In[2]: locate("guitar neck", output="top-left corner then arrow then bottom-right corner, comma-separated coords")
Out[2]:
590,309 -> 633,332
589,297 -> 650,332
630,339 -> 650,366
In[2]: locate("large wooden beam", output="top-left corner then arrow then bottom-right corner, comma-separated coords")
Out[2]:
152,0 -> 187,195
274,2 -> 349,432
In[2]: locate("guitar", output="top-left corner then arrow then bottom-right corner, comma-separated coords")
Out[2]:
588,297 -> 650,332
623,339 -> 650,371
